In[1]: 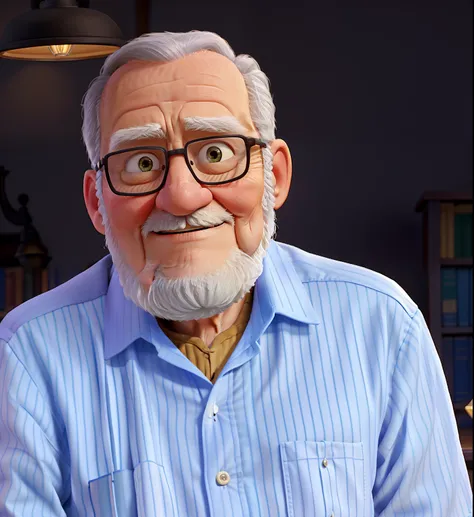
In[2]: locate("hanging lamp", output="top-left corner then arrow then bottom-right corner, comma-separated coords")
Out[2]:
0,0 -> 125,61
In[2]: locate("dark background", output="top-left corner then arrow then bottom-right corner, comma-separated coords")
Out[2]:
0,1 -> 472,317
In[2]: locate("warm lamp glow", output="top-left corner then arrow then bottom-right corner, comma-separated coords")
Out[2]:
466,400 -> 473,418
48,44 -> 72,57
0,1 -> 124,62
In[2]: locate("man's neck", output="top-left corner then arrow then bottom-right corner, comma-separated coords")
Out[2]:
161,295 -> 247,347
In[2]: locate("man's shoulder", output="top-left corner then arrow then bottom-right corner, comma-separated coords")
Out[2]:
273,241 -> 418,316
0,255 -> 113,342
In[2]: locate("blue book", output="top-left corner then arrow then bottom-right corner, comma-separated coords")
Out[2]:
469,268 -> 473,327
456,268 -> 470,327
441,268 -> 457,327
453,336 -> 472,403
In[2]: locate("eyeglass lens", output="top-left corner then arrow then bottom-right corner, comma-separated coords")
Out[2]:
107,136 -> 248,194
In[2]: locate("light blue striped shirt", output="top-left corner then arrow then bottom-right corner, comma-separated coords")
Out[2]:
0,241 -> 471,516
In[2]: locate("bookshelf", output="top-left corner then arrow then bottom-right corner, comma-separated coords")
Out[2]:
415,191 -> 473,476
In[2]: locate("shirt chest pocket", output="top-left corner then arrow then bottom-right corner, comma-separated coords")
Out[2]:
88,461 -> 177,517
280,440 -> 368,517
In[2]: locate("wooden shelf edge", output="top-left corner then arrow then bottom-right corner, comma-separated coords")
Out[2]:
441,327 -> 473,336
415,192 -> 473,212
440,258 -> 473,266
454,402 -> 472,411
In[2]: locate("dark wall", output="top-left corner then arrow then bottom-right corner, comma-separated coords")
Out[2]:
0,1 -> 472,316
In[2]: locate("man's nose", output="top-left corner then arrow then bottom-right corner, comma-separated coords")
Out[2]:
155,154 -> 213,216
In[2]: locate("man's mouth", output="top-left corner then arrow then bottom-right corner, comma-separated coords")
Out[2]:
153,222 -> 225,235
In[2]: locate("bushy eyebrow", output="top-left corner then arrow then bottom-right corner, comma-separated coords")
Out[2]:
109,123 -> 166,152
184,116 -> 247,134
108,116 -> 248,152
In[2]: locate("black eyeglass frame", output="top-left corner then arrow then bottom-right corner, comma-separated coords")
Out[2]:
95,134 -> 267,197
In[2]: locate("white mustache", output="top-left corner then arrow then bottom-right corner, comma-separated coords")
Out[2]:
141,205 -> 234,238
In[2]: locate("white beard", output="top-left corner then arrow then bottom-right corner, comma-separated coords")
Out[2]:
97,147 -> 276,321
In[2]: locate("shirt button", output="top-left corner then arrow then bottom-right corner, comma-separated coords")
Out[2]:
208,403 -> 219,419
322,458 -> 329,468
216,471 -> 230,486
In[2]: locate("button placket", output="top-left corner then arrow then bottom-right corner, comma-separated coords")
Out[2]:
201,380 -> 242,514
208,402 -> 219,421
321,458 -> 333,517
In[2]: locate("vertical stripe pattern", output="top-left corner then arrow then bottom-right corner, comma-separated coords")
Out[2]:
0,242 -> 471,516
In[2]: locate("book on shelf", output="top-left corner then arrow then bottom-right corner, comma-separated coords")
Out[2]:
439,202 -> 472,327
469,269 -> 472,328
441,267 -> 458,326
443,335 -> 473,429
441,266 -> 473,327
454,204 -> 473,258
453,336 -> 473,404
456,268 -> 471,327
440,202 -> 472,259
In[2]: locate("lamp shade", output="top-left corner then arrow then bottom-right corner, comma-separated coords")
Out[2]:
0,0 -> 125,61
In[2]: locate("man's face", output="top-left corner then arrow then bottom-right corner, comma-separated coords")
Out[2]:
98,52 -> 266,287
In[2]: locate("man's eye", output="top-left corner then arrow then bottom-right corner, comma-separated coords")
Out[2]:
125,153 -> 162,173
198,143 -> 234,164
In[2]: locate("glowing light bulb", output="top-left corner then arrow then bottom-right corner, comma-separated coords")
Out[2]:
48,44 -> 73,57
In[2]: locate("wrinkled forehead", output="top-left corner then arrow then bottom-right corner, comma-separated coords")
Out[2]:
99,51 -> 253,136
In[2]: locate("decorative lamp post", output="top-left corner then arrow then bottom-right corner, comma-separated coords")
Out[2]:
0,166 -> 51,299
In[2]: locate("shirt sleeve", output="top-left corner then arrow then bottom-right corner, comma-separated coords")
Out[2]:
0,338 -> 70,516
373,309 -> 472,516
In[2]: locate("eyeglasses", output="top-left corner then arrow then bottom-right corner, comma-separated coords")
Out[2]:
95,134 -> 267,196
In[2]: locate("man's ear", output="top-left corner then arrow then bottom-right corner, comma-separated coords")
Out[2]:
83,169 -> 105,235
270,139 -> 292,210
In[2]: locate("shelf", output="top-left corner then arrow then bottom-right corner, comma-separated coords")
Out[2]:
441,327 -> 473,336
415,191 -> 473,212
417,191 -> 472,475
440,258 -> 473,266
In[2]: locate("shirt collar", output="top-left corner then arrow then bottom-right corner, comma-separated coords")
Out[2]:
104,240 -> 319,359
255,240 -> 319,326
104,267 -> 158,360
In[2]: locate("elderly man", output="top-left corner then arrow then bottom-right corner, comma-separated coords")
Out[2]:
0,31 -> 471,516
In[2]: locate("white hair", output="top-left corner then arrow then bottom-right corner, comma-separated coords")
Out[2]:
81,31 -> 279,320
